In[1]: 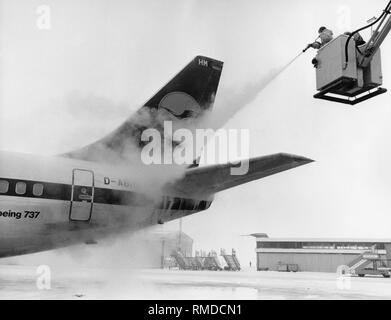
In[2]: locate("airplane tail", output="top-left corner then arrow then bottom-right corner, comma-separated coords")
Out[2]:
63,56 -> 223,163
144,56 -> 223,117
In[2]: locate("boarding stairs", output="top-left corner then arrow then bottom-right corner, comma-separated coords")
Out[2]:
221,249 -> 241,271
185,257 -> 200,270
232,253 -> 241,270
348,250 -> 380,275
202,251 -> 223,271
194,256 -> 204,269
171,250 -> 192,270
349,258 -> 372,273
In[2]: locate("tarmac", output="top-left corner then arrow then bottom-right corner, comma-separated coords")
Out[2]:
1,264 -> 391,299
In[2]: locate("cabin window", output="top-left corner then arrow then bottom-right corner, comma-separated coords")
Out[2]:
171,198 -> 182,210
0,180 -> 9,193
198,201 -> 207,210
33,183 -> 44,196
15,182 -> 27,195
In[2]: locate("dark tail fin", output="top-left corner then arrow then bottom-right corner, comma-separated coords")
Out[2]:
63,56 -> 223,163
143,55 -> 223,118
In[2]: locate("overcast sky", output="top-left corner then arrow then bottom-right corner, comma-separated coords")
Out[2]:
1,0 -> 391,265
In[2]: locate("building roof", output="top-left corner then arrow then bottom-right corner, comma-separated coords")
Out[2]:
248,233 -> 269,238
254,237 -> 391,243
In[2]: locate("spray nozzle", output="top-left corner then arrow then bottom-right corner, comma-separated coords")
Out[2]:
303,35 -> 320,53
302,44 -> 311,52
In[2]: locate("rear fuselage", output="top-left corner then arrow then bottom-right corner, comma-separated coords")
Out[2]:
0,151 -> 212,258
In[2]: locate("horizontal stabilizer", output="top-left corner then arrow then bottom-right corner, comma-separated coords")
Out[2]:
164,153 -> 314,198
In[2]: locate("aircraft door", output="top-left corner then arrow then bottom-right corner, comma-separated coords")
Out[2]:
69,169 -> 94,222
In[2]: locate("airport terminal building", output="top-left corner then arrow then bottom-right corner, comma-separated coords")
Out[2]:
252,234 -> 391,273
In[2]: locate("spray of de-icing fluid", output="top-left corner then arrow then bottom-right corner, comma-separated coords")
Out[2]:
259,51 -> 304,90
202,51 -> 305,129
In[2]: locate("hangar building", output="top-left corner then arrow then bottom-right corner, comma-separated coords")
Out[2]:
252,233 -> 391,273
141,230 -> 193,268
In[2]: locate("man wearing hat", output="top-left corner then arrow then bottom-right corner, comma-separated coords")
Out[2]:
308,26 -> 334,49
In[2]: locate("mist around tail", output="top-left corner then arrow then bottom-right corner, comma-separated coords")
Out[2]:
19,59 -> 297,271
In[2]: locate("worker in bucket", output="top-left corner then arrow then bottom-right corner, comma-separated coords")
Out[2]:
307,26 -> 334,50
303,26 -> 334,68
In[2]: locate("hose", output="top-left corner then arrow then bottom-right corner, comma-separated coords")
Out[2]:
344,0 -> 391,68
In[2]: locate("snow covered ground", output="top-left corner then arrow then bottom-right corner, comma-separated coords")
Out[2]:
1,265 -> 391,299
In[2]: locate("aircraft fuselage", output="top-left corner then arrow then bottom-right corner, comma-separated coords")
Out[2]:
0,151 -> 212,258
